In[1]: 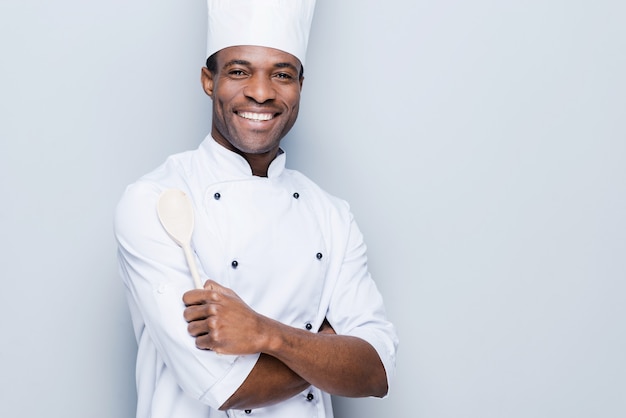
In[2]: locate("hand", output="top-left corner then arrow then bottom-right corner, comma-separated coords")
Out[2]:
182,280 -> 270,355
318,318 -> 336,335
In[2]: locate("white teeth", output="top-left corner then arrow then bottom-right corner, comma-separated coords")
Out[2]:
239,112 -> 274,121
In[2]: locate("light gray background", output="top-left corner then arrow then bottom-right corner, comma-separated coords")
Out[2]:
1,1 -> 624,417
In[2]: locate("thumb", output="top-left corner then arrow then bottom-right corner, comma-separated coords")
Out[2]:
204,279 -> 227,292
203,279 -> 236,297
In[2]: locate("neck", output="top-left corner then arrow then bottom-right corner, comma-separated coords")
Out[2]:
243,151 -> 277,177
210,134 -> 280,177
212,131 -> 280,177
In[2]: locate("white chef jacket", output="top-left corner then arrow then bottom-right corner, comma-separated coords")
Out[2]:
114,136 -> 398,418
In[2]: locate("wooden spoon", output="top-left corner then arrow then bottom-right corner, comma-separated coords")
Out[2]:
156,189 -> 203,289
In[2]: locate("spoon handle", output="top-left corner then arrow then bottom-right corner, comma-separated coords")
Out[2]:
182,243 -> 203,289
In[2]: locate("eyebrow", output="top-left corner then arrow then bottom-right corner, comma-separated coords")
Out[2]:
274,62 -> 300,73
222,60 -> 299,73
223,59 -> 251,68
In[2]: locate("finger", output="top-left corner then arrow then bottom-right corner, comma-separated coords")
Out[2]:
182,289 -> 207,306
204,279 -> 233,296
183,285 -> 225,307
183,304 -> 209,322
318,318 -> 334,331
203,279 -> 218,291
185,300 -> 222,321
194,333 -> 215,350
187,320 -> 209,337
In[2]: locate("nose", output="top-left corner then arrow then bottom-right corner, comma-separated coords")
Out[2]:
243,74 -> 276,104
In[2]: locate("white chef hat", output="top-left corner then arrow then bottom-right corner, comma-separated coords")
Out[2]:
206,0 -> 316,66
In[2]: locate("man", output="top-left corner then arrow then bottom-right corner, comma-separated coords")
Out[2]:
114,1 -> 398,417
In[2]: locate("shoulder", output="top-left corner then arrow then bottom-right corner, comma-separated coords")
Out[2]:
119,148 -> 199,201
139,149 -> 198,189
114,149 -> 196,242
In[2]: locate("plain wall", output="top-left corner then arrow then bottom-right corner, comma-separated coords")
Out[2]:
1,1 -> 625,417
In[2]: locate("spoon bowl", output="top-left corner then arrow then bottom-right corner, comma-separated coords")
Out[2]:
157,189 -> 203,289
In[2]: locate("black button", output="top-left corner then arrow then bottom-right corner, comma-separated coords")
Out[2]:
306,393 -> 314,401
244,410 -> 252,414
214,192 -> 221,200
305,323 -> 313,330
293,192 -> 300,199
316,252 -> 323,260
231,260 -> 238,268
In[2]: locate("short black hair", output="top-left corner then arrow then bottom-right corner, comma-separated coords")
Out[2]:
205,53 -> 218,74
205,52 -> 304,79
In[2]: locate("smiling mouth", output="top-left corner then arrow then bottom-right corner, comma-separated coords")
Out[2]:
237,111 -> 275,121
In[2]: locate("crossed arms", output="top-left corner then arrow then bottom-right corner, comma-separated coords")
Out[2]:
183,280 -> 388,410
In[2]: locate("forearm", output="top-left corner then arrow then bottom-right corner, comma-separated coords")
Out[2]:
184,282 -> 389,400
220,353 -> 309,410
261,319 -> 388,398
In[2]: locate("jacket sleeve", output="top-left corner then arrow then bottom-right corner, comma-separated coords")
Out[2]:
114,180 -> 259,409
325,210 -> 399,396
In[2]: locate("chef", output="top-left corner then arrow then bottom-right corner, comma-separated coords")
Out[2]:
114,0 -> 398,417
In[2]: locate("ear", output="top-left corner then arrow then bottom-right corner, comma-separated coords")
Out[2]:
299,76 -> 304,91
201,67 -> 215,98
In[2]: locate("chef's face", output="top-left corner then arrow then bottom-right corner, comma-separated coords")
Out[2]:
202,45 -> 304,156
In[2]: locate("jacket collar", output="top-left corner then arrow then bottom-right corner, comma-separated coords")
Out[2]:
198,135 -> 287,180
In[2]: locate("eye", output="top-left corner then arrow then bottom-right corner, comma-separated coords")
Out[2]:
228,69 -> 247,77
275,72 -> 298,82
276,72 -> 291,79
